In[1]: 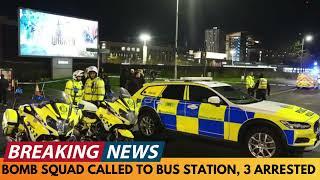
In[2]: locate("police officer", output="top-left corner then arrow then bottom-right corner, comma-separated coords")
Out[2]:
64,70 -> 84,104
245,72 -> 255,96
0,74 -> 9,106
254,73 -> 270,100
83,66 -> 105,104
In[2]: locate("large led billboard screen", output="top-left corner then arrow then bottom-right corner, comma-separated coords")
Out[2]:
19,8 -> 98,58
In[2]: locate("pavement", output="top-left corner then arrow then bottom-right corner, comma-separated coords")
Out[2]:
1,80 -> 320,157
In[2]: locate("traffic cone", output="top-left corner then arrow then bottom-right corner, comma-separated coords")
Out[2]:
34,83 -> 42,96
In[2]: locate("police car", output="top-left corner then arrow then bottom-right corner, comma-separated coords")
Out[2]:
132,78 -> 320,158
296,73 -> 318,89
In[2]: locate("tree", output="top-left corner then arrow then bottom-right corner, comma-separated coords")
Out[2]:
289,40 -> 302,58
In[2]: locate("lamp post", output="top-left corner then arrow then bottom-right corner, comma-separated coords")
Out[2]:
174,0 -> 179,79
300,35 -> 313,71
139,34 -> 151,64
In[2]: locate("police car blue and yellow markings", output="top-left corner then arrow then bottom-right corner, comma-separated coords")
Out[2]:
284,130 -> 295,145
137,83 -> 320,148
141,95 -> 257,140
141,97 -> 157,109
142,95 -> 315,146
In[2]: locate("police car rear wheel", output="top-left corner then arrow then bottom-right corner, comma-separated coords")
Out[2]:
138,113 -> 159,137
246,128 -> 282,158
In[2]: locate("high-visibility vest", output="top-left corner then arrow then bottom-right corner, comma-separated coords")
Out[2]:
258,78 -> 268,89
246,75 -> 255,89
64,80 -> 84,103
83,77 -> 105,102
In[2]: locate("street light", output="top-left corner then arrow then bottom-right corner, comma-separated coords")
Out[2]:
174,0 -> 179,79
140,34 -> 151,44
139,33 -> 151,64
300,34 -> 313,71
305,35 -> 313,42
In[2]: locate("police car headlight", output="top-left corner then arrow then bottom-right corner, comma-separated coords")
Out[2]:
281,120 -> 311,129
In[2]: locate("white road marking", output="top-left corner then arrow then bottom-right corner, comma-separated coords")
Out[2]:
270,88 -> 296,96
222,81 -> 296,87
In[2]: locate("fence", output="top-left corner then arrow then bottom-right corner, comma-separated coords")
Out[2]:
3,59 -> 300,82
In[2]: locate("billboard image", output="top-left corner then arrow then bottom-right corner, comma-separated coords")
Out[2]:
19,8 -> 98,58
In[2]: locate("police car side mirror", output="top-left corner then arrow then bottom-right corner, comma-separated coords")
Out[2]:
208,96 -> 221,106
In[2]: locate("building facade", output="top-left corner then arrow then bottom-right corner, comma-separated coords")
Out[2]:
226,32 -> 246,62
226,32 -> 261,63
246,35 -> 262,63
104,41 -> 175,65
204,27 -> 225,53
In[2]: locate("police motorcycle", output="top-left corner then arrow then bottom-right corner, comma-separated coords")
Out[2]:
2,88 -> 82,142
78,88 -> 137,141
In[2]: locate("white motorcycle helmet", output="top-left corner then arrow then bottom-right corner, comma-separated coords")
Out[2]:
87,66 -> 99,74
73,70 -> 84,80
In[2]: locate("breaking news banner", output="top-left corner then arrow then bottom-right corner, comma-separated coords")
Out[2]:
0,141 -> 319,180
4,142 -> 164,162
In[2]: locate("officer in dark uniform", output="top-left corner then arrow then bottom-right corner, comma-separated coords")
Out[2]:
254,73 -> 270,100
0,74 -> 9,106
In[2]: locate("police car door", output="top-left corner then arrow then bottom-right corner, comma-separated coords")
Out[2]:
186,85 -> 227,138
157,85 -> 186,131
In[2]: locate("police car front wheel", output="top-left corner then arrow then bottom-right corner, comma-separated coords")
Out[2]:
245,127 -> 283,158
138,113 -> 158,137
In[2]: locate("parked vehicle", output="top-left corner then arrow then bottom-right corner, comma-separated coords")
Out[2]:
132,79 -> 320,158
78,88 -> 136,141
2,89 -> 82,142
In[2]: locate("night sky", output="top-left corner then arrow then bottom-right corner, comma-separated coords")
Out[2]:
1,0 -> 319,50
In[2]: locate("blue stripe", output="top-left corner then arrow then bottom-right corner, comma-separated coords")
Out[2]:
154,99 -> 159,110
224,107 -> 230,121
185,102 -> 201,118
159,114 -> 176,130
247,111 -> 255,119
284,130 -> 294,145
199,119 -> 224,137
177,102 -> 185,116
142,97 -> 156,108
229,107 -> 249,124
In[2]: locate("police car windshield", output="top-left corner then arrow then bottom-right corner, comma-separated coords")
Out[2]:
213,86 -> 260,104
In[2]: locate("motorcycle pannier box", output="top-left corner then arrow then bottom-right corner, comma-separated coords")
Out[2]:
2,109 -> 18,136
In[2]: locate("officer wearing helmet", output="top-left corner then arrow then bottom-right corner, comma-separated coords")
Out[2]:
65,70 -> 84,104
83,66 -> 105,104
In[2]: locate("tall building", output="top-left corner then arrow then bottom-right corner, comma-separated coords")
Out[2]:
226,32 -> 247,62
246,35 -> 262,62
226,32 -> 261,63
204,27 -> 225,53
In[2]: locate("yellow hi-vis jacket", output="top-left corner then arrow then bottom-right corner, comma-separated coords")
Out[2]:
83,77 -> 105,102
246,75 -> 255,89
64,80 -> 84,103
258,78 -> 268,89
